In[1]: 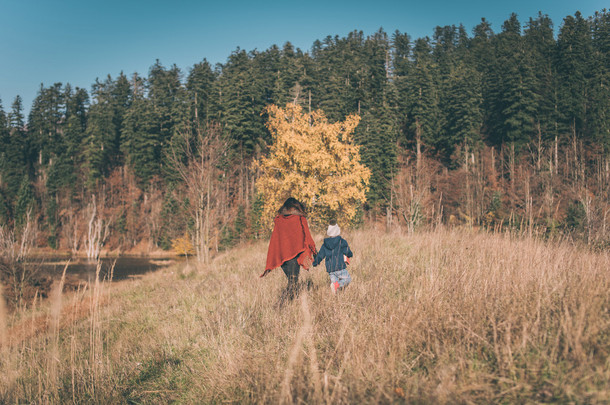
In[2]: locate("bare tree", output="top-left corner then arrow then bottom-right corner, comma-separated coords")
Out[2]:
0,209 -> 40,307
84,195 -> 110,260
393,151 -> 439,233
168,122 -> 230,264
62,206 -> 81,256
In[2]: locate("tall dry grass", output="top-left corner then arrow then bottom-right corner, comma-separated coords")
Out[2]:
1,227 -> 609,403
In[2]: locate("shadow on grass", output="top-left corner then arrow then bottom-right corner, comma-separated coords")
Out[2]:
122,354 -> 183,404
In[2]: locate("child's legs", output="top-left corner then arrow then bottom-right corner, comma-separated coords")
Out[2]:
329,269 -> 351,288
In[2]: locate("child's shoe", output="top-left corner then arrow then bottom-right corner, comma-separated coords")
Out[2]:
331,281 -> 340,294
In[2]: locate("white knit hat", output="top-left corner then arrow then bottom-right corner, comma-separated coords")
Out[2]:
327,224 -> 340,237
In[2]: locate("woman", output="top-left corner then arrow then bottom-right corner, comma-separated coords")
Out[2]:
261,197 -> 317,300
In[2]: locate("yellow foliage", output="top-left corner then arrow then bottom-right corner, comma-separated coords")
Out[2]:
255,104 -> 371,228
172,233 -> 195,257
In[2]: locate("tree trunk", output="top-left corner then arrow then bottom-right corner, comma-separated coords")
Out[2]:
415,118 -> 422,185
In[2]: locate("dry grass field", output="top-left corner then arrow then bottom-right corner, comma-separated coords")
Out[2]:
1,227 -> 610,403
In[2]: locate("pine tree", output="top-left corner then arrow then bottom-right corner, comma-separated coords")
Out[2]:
0,189 -> 9,226
433,25 -> 468,159
42,84 -> 88,194
122,73 -> 160,185
524,13 -> 558,142
111,72 -> 132,166
432,24 -> 461,75
404,38 -> 442,151
589,10 -> 610,146
85,77 -> 117,186
312,32 -> 363,122
470,18 -> 495,72
0,99 -> 10,224
148,60 -> 183,167
556,12 -> 593,140
471,18 -> 496,144
0,98 -> 8,179
355,91 -> 398,206
277,42 -> 306,106
186,59 -> 217,127
157,189 -> 186,250
392,30 -> 413,149
64,86 -> 89,170
353,29 -> 398,207
28,83 -> 65,167
14,174 -> 34,229
289,44 -> 316,112
217,49 -> 268,158
486,14 -> 537,147
4,96 -> 29,199
445,64 -> 483,161
255,45 -> 282,106
392,30 -> 412,77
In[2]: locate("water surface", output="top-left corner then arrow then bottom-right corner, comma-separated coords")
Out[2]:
39,257 -> 175,283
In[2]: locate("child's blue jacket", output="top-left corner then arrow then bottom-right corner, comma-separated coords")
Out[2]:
313,236 -> 353,273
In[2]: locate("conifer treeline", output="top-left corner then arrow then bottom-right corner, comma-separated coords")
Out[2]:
0,10 -> 609,251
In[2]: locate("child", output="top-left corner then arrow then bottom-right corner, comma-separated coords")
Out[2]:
313,221 -> 353,293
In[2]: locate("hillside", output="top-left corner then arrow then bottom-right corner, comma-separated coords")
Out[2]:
2,228 -> 610,403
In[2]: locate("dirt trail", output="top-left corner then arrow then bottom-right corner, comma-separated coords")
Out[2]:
280,292 -> 323,404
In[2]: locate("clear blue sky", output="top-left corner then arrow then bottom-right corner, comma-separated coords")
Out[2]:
0,0 -> 606,115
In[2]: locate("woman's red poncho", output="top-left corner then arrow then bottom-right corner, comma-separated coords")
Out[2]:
261,214 -> 317,277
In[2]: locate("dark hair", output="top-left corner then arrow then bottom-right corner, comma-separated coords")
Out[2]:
329,219 -> 337,226
278,197 -> 317,257
278,197 -> 306,216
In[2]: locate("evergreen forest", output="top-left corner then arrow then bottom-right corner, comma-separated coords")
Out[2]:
1,10 -> 610,256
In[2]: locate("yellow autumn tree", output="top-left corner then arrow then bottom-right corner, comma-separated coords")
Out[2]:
255,103 -> 370,228
172,233 -> 195,258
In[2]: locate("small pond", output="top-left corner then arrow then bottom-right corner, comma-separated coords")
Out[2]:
37,257 -> 176,283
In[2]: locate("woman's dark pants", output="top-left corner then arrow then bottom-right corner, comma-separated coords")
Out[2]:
281,256 -> 300,301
